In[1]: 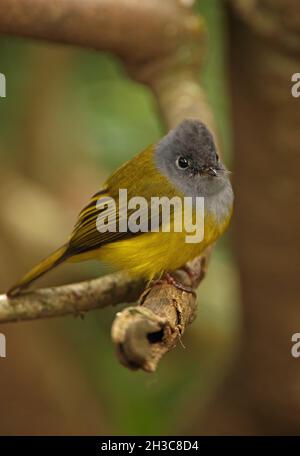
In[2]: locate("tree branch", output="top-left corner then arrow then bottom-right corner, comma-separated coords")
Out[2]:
0,253 -> 208,372
0,272 -> 145,323
0,0 -> 217,371
0,0 -> 203,62
112,254 -> 209,372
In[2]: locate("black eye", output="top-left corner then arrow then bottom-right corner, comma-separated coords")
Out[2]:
176,156 -> 189,169
216,153 -> 219,161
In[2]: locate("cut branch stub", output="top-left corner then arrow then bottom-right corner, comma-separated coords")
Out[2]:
111,253 -> 209,372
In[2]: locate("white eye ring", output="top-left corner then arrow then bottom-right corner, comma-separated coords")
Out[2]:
176,156 -> 190,169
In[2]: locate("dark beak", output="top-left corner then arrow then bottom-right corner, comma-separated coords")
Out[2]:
201,167 -> 217,177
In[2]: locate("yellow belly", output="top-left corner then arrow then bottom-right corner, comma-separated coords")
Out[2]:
73,212 -> 230,280
99,230 -> 205,279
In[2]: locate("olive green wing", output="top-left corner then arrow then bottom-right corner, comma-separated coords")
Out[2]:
67,187 -> 159,255
66,146 -> 178,256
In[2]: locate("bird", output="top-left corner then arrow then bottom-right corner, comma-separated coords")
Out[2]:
7,119 -> 234,297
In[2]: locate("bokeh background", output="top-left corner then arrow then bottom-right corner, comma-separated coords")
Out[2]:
0,0 -> 299,435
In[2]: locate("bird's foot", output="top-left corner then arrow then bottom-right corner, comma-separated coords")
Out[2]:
148,272 -> 196,297
164,272 -> 196,296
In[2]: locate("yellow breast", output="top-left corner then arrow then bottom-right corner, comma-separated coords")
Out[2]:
94,209 -> 232,280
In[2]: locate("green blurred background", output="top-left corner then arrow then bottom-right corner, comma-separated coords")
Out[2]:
0,0 -> 240,435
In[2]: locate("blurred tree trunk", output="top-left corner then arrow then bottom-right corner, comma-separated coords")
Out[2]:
197,0 -> 300,435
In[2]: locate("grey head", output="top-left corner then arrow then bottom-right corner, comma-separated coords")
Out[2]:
155,119 -> 231,198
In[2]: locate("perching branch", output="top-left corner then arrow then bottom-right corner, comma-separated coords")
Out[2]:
0,0 -> 217,371
0,253 -> 208,372
0,272 -> 145,323
112,255 -> 209,372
